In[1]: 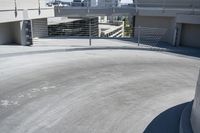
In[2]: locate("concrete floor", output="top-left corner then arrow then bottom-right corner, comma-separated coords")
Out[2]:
0,40 -> 200,133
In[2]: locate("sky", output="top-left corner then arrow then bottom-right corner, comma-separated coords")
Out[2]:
45,0 -> 133,4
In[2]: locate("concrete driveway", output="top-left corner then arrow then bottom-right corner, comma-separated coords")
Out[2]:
0,46 -> 200,133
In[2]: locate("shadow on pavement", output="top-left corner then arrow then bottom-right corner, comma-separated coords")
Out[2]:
121,39 -> 200,58
144,102 -> 192,133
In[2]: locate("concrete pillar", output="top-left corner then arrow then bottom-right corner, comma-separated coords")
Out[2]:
191,71 -> 200,133
173,23 -> 182,46
132,16 -> 136,38
19,20 -> 32,46
20,21 -> 27,45
122,21 -> 125,37
128,15 -> 135,38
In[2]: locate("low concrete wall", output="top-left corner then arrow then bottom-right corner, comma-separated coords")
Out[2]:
191,71 -> 200,133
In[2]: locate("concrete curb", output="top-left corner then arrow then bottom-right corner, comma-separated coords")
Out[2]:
0,46 -> 167,58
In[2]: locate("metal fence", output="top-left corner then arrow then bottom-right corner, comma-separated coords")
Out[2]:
34,17 -> 167,47
133,27 -> 167,46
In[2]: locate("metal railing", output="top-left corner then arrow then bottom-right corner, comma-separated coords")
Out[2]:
53,0 -> 200,16
0,0 -> 199,18
134,26 -> 167,46
34,17 -> 167,47
49,0 -> 200,9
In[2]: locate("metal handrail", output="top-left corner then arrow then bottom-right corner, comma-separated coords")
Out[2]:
0,0 -> 199,15
52,1 -> 200,9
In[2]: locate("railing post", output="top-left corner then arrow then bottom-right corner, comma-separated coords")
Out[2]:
138,26 -> 141,46
38,0 -> 41,15
87,0 -> 90,13
162,0 -> 166,12
134,0 -> 138,13
172,27 -> 177,46
89,18 -> 92,46
14,0 -> 17,17
192,0 -> 195,15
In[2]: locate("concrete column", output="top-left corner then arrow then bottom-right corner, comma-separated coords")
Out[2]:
20,20 -> 27,45
128,15 -> 135,38
18,20 -> 33,46
173,23 -> 182,46
122,21 -> 125,37
191,71 -> 200,133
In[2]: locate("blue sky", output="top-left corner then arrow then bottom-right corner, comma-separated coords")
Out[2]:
46,0 -> 133,4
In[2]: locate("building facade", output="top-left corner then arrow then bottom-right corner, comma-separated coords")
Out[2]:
98,0 -> 121,7
134,0 -> 200,48
99,21 -> 124,37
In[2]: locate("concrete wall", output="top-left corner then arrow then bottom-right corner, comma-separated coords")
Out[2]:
0,8 -> 54,24
135,16 -> 176,44
0,22 -> 22,45
180,24 -> 200,48
137,0 -> 200,8
191,71 -> 200,133
176,15 -> 200,25
0,21 -> 33,45
0,18 -> 50,45
11,22 -> 21,44
0,0 -> 54,24
0,23 -> 13,44
0,0 -> 46,10
32,18 -> 48,38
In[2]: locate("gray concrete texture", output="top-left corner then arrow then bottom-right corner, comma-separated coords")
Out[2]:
191,71 -> 200,133
0,38 -> 162,56
0,39 -> 200,133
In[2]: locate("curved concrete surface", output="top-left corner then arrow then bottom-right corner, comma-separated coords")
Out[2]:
0,50 -> 200,133
191,71 -> 200,133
